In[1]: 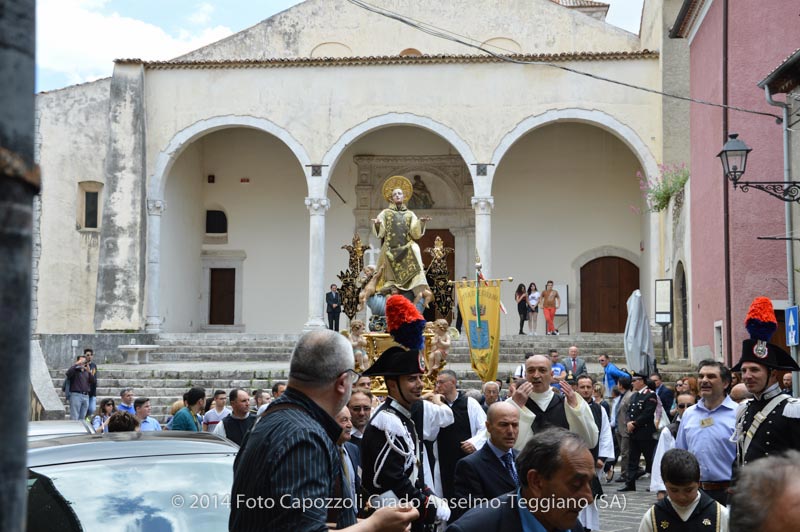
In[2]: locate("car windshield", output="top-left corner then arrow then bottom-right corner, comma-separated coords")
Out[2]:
27,454 -> 234,532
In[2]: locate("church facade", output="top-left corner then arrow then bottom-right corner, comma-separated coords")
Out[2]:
34,0 -> 687,339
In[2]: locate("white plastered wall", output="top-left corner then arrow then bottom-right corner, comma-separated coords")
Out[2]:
35,80 -> 111,333
161,141 -> 204,332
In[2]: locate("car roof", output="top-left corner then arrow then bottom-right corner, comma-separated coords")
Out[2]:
27,431 -> 238,468
28,419 -> 94,436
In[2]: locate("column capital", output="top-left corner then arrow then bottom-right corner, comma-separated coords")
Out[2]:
471,196 -> 494,214
147,199 -> 166,216
305,197 -> 330,215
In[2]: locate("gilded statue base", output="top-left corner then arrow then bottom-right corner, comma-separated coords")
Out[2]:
360,332 -> 443,396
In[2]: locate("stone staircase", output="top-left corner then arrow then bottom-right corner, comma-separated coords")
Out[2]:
51,332 -> 692,421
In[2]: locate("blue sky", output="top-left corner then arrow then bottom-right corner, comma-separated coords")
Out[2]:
37,0 -> 644,92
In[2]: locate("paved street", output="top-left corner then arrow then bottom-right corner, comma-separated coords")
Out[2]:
597,474 -> 656,532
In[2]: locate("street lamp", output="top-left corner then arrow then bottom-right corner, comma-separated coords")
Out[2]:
717,133 -> 751,186
718,133 -> 800,202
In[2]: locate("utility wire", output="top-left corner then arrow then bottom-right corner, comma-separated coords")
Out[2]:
346,0 -> 784,122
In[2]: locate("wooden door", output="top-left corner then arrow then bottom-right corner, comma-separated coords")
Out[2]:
210,268 -> 235,325
580,257 -> 639,332
416,229 -> 455,321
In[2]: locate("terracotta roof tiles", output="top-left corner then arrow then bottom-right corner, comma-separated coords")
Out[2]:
115,50 -> 658,70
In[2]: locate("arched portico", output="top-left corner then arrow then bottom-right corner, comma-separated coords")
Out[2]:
490,108 -> 659,322
145,116 -> 313,333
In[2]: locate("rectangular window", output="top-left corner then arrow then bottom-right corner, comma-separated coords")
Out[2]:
84,191 -> 99,229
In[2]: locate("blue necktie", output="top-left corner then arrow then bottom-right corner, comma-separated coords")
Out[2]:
501,452 -> 519,487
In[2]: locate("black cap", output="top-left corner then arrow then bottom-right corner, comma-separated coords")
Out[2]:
731,339 -> 800,372
362,346 -> 426,377
631,372 -> 648,380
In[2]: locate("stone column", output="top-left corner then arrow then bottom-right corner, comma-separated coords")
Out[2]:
304,196 -> 329,331
145,199 -> 165,333
471,196 -> 494,277
94,61 -> 147,331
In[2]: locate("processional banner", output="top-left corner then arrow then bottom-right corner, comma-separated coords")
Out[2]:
455,280 -> 501,382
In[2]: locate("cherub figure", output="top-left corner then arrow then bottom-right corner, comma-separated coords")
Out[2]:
348,319 -> 368,371
357,264 -> 381,311
430,318 -> 452,371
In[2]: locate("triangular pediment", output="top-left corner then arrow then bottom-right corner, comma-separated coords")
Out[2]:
177,0 -> 643,62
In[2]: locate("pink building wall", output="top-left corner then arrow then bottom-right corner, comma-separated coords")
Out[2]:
689,0 -> 798,364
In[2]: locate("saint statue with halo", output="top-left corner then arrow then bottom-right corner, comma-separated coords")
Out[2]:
371,176 -> 433,308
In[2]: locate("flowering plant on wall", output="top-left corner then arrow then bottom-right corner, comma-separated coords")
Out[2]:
633,163 -> 690,213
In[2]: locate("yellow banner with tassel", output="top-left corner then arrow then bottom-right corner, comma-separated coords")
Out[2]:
456,279 -> 501,382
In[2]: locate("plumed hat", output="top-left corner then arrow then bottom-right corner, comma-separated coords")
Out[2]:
362,345 -> 426,377
731,297 -> 800,372
362,294 -> 427,377
385,294 -> 426,351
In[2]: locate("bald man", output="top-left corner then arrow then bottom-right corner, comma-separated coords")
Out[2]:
451,403 -> 520,522
506,354 -> 598,451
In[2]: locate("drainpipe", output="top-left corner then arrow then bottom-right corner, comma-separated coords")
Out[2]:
0,1 -> 37,530
764,86 -> 796,395
722,0 -> 733,366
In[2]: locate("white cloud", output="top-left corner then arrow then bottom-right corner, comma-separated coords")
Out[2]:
188,2 -> 215,25
37,0 -> 232,87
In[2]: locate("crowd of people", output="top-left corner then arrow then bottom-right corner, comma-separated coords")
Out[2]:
62,296 -> 800,532
224,325 -> 799,532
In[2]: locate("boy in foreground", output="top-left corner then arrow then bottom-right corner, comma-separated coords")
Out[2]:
638,448 -> 728,532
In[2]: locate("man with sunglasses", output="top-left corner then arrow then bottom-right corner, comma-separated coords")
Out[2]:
230,330 -> 418,532
675,360 -> 736,504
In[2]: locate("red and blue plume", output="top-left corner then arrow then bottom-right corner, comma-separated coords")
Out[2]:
386,294 -> 426,350
745,297 -> 777,342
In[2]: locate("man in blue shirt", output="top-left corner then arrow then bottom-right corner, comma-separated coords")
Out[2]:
447,427 -> 590,531
598,354 -> 628,399
549,349 -> 567,391
675,360 -> 736,504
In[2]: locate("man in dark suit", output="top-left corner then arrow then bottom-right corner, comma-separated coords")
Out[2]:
447,427 -> 590,532
335,406 -> 362,513
566,345 -> 588,380
451,402 -> 520,522
326,284 -> 342,331
650,372 -> 674,422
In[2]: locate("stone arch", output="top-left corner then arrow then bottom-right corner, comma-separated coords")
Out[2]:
674,260 -> 690,360
571,246 -> 641,333
481,37 -> 521,53
490,108 -> 659,191
310,42 -> 353,58
367,164 -> 465,209
320,113 -> 478,194
148,115 -> 312,201
144,116 -> 312,333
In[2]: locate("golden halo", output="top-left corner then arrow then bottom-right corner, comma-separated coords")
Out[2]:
382,175 -> 413,203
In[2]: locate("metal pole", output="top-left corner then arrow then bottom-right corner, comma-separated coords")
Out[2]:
0,1 -> 37,530
764,87 -> 797,396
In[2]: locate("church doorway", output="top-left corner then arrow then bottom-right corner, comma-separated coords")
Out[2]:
580,257 -> 639,332
209,268 -> 236,325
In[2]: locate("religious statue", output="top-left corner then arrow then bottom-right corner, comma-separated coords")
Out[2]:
338,234 -> 371,320
408,174 -> 435,210
371,175 -> 433,308
424,235 -> 454,319
429,319 -> 453,372
343,319 -> 368,371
